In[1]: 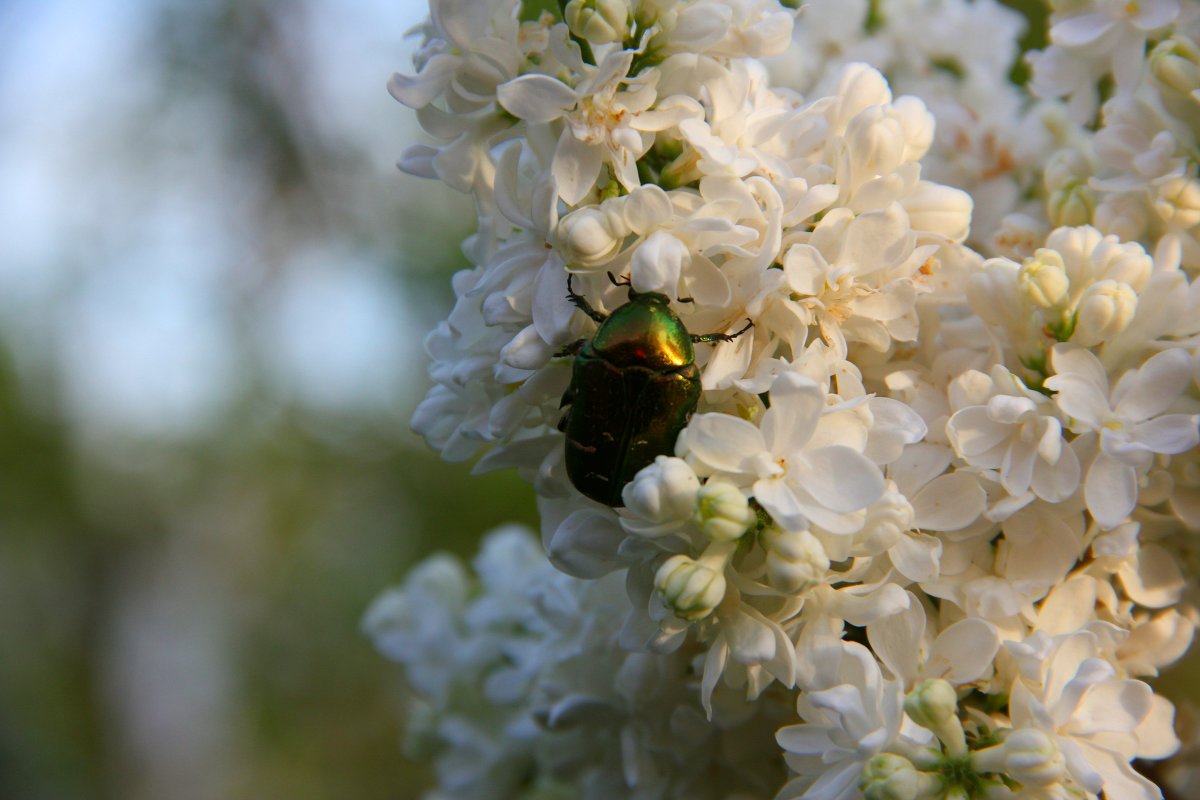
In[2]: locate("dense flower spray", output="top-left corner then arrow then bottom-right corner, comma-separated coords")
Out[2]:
371,1 -> 1200,798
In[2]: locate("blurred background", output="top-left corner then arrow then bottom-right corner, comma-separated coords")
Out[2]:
0,1 -> 538,798
0,1 -> 1194,799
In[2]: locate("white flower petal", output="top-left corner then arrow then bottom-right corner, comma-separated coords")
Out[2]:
762,373 -> 825,454
889,533 -> 942,583
388,56 -> 460,108
1135,694 -> 1181,760
1037,576 -> 1097,635
796,447 -> 886,513
1073,680 -> 1151,736
685,413 -> 769,474
728,609 -> 777,665
839,203 -> 913,274
834,584 -> 911,627
1128,414 -> 1200,455
546,509 -> 625,578
631,230 -> 687,296
1032,436 -> 1081,503
797,761 -> 863,800
911,472 -> 985,531
1051,12 -> 1112,47
867,598 -> 924,685
553,131 -> 604,207
1113,348 -> 1193,421
1045,374 -> 1110,430
1119,544 -> 1186,609
1049,345 -> 1108,394
775,724 -> 837,756
531,257 -> 575,344
496,74 -> 577,122
926,619 -> 999,684
1084,452 -> 1137,530
947,406 -> 1008,459
754,477 -> 810,531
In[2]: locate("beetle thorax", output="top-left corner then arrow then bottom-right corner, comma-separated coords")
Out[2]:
588,293 -> 694,370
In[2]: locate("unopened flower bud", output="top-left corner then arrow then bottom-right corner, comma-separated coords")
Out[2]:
622,456 -> 701,537
1150,36 -> 1200,100
906,679 -> 966,756
1019,250 -> 1070,310
1004,729 -> 1068,787
1155,176 -> 1200,230
556,205 -> 627,268
1048,181 -> 1095,227
695,481 -> 755,542
655,554 -> 726,620
1071,280 -> 1137,347
762,527 -> 829,594
564,0 -> 631,44
1043,150 -> 1091,193
860,753 -> 940,800
905,679 -> 958,728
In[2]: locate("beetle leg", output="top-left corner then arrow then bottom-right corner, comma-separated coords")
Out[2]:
566,274 -> 608,324
607,271 -> 638,301
555,339 -> 585,358
691,318 -> 754,344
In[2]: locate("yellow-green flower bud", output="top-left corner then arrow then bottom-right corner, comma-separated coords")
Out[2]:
1072,280 -> 1137,347
695,481 -> 756,542
1150,36 -> 1200,100
861,753 -> 942,800
905,678 -> 958,728
1048,181 -> 1095,227
1155,176 -> 1200,230
564,0 -> 631,45
905,679 -> 966,756
1019,250 -> 1071,311
761,526 -> 829,594
1004,728 -> 1068,786
655,554 -> 726,620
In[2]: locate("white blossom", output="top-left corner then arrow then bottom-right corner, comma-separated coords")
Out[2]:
1045,345 -> 1200,528
383,3 -> 1200,797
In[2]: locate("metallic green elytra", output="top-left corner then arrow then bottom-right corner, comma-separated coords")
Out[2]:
558,275 -> 751,507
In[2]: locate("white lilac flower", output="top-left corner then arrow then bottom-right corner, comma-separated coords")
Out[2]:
776,642 -> 933,800
497,49 -> 670,205
1049,0 -> 1181,92
643,0 -> 796,60
367,526 -> 792,799
1005,630 -> 1181,800
388,2 -> 1200,798
946,365 -> 1081,504
680,373 -> 886,534
967,226 -> 1160,381
867,594 -> 1000,691
1029,0 -> 1183,121
388,0 -> 522,114
1045,345 -> 1200,528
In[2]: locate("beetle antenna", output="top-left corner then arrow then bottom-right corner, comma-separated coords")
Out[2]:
606,271 -> 639,300
691,318 -> 754,344
677,294 -> 695,304
566,273 -> 608,324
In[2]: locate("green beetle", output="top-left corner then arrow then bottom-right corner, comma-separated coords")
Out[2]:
558,274 -> 751,507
